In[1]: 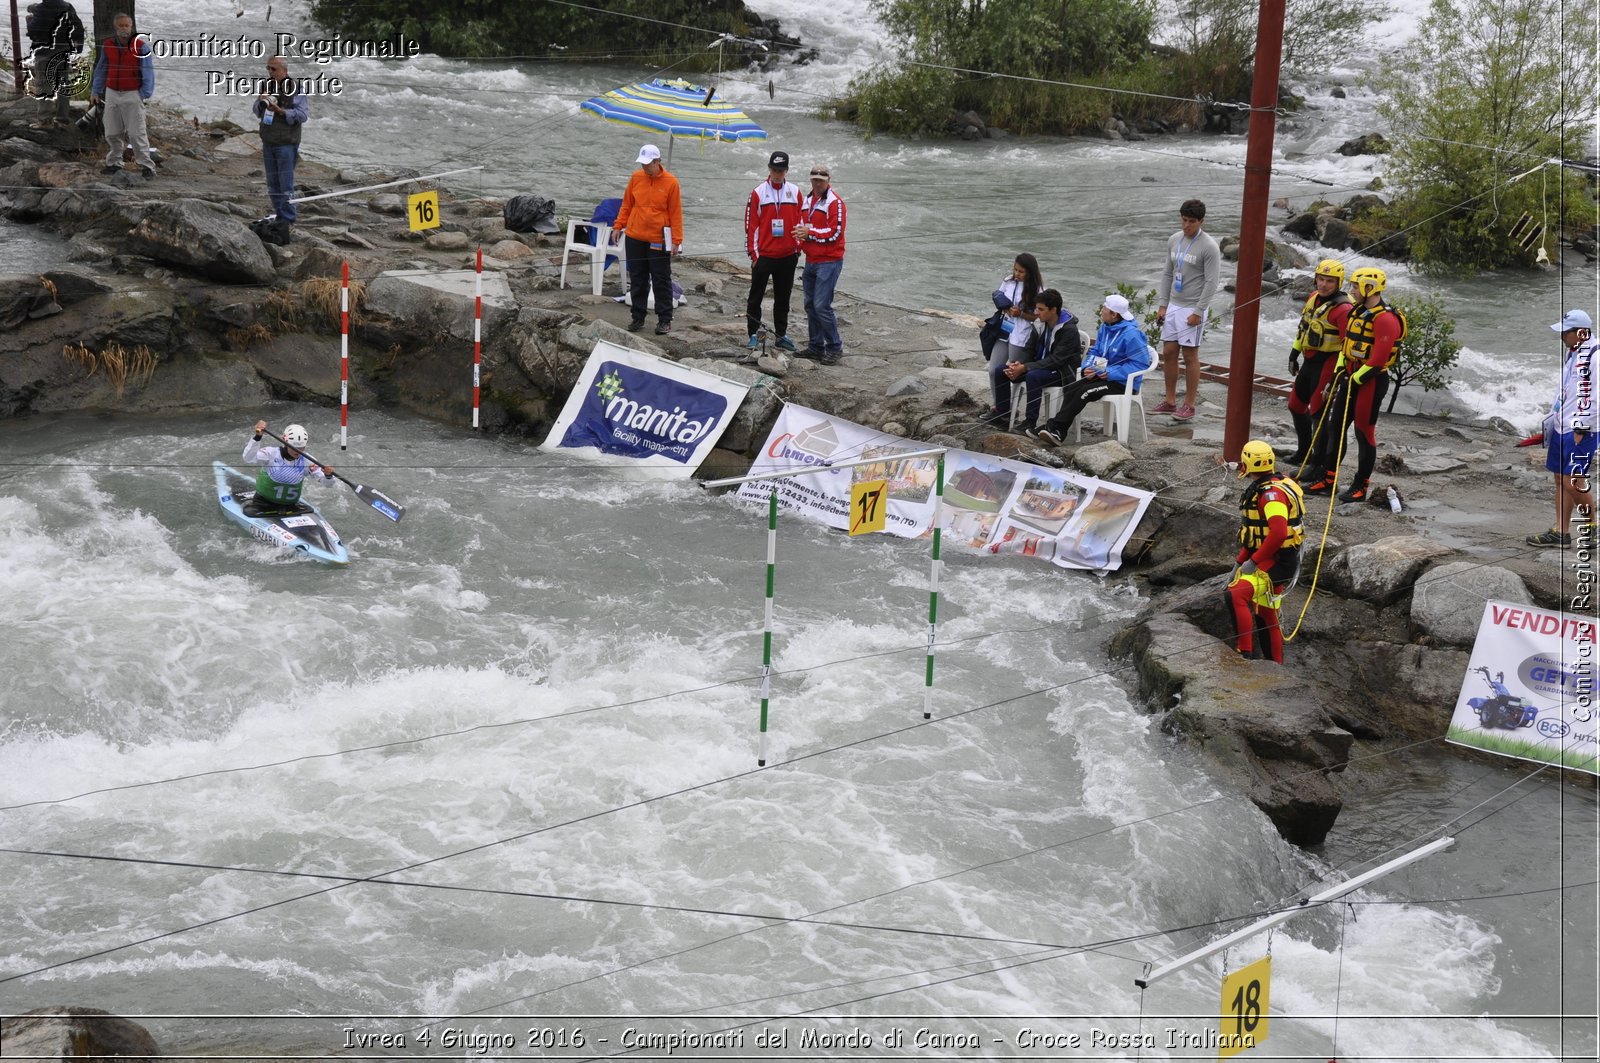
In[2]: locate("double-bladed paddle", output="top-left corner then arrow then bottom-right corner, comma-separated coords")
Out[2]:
264,429 -> 406,523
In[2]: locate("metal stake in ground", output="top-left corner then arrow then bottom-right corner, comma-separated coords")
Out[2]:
758,487 -> 777,766
473,247 -> 483,429
340,260 -> 350,450
923,455 -> 945,719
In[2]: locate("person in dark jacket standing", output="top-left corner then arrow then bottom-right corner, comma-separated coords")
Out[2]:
26,0 -> 85,122
251,55 -> 309,228
90,13 -> 156,179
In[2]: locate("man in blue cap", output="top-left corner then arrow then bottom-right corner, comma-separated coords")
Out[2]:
1521,309 -> 1596,546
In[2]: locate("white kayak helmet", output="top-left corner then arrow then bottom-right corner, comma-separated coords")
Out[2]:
281,424 -> 309,449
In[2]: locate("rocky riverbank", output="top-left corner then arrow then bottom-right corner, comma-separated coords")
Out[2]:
2,96 -> 1593,850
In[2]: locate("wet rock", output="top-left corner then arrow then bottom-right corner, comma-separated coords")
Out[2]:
1315,215 -> 1350,250
1,1006 -> 161,1061
35,161 -> 98,187
0,274 -> 63,327
1412,561 -> 1532,646
1110,612 -> 1349,846
1323,535 -> 1455,606
1282,211 -> 1318,238
125,199 -> 275,284
1337,132 -> 1391,156
1331,86 -> 1346,98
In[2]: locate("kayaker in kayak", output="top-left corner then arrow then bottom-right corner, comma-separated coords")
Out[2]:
243,420 -> 334,514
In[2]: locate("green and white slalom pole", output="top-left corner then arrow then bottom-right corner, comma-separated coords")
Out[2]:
758,486 -> 777,766
923,455 -> 945,719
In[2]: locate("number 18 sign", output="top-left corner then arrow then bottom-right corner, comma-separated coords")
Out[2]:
1219,954 -> 1269,1058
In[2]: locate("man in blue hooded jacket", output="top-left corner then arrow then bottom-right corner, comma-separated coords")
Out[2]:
1033,293 -> 1151,446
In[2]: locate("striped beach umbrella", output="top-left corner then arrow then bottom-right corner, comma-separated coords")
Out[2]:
580,78 -> 767,166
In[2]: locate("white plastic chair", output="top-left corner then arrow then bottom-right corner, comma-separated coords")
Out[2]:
559,218 -> 627,296
1074,346 -> 1159,446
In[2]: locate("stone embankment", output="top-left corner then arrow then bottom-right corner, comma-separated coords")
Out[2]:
2,98 -> 1592,849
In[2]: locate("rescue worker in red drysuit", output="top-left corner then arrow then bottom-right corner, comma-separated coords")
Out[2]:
1282,258 -> 1352,468
1303,267 -> 1406,503
1229,440 -> 1304,664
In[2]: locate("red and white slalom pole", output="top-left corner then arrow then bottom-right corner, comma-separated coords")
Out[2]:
340,260 -> 350,450
473,247 -> 482,429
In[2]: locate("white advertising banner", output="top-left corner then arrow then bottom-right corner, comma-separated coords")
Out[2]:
738,405 -> 1154,571
1446,601 -> 1598,775
540,342 -> 751,476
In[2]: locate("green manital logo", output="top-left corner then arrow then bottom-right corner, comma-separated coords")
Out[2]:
595,370 -> 624,402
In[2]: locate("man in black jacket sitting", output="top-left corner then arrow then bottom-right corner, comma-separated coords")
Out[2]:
982,289 -> 1081,432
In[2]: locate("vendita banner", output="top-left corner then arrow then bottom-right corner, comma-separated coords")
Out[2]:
739,405 -> 1154,571
1446,601 -> 1598,775
541,343 -> 751,476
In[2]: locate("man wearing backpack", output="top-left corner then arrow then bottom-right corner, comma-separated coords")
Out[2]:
1302,267 -> 1407,504
26,0 -> 85,122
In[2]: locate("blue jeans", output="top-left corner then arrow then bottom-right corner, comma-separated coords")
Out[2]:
802,258 -> 843,353
262,143 -> 299,223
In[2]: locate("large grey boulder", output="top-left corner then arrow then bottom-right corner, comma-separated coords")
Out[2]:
0,275 -> 62,328
125,199 -> 275,284
1411,561 -> 1532,646
680,358 -> 780,453
365,268 -> 518,344
1324,535 -> 1454,606
0,1006 -> 160,1060
1072,439 -> 1134,478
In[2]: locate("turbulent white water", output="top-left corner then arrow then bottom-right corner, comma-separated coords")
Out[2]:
2,4 -> 1597,1059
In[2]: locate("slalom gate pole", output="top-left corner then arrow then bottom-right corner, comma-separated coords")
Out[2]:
758,487 -> 777,766
340,260 -> 349,450
923,455 -> 945,719
473,246 -> 482,429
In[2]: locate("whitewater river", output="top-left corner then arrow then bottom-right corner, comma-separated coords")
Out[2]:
2,2 -> 1596,1059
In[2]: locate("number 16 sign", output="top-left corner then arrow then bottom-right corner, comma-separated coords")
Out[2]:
1219,954 -> 1269,1058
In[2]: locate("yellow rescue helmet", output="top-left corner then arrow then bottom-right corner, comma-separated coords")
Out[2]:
1239,439 -> 1276,477
1350,266 -> 1387,297
1314,258 -> 1346,285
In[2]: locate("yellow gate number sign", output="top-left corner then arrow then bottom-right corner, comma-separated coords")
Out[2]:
850,479 -> 887,536
1218,955 -> 1269,1058
408,190 -> 440,232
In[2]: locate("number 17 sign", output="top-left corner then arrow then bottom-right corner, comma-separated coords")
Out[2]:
1219,954 -> 1269,1058
849,479 -> 887,536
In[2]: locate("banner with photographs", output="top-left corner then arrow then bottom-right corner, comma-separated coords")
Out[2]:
1445,601 -> 1598,775
541,342 -> 751,476
738,405 -> 1153,571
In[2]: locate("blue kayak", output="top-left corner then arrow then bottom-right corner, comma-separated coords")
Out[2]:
214,461 -> 349,564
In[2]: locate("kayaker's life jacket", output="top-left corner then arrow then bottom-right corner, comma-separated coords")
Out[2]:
1239,473 -> 1305,550
254,450 -> 309,504
1341,300 -> 1408,372
1292,290 -> 1350,356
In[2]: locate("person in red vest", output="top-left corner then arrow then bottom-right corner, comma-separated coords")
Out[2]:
89,13 -> 156,179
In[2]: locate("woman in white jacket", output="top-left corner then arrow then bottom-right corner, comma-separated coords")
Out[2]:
984,253 -> 1043,417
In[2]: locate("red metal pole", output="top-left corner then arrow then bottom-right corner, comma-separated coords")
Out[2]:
1222,0 -> 1286,464
340,259 -> 350,450
473,246 -> 482,429
10,0 -> 25,97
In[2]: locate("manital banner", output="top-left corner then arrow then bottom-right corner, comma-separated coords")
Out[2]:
541,343 -> 751,475
738,405 -> 1154,571
1446,601 -> 1598,775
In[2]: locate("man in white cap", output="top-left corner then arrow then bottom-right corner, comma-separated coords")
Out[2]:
613,143 -> 683,335
1033,293 -> 1152,446
1521,309 -> 1596,546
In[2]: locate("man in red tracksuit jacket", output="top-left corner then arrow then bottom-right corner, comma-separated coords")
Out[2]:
744,150 -> 802,352
797,163 -> 847,364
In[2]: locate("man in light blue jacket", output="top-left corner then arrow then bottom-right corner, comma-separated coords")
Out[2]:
1523,309 -> 1596,547
1034,294 -> 1151,446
